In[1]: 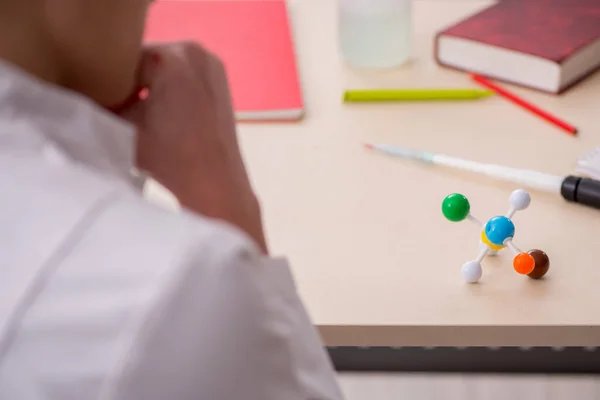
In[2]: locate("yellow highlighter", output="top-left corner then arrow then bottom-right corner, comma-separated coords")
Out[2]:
343,88 -> 495,102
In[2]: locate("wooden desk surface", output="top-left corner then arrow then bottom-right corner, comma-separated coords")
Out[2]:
149,0 -> 600,346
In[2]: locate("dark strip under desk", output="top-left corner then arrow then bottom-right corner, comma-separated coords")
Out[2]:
328,347 -> 600,373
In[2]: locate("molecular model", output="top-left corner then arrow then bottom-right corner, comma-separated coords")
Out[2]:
442,189 -> 550,283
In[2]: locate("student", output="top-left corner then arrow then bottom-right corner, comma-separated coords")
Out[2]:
0,1 -> 342,399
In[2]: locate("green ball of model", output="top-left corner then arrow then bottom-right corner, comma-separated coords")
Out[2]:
442,193 -> 470,222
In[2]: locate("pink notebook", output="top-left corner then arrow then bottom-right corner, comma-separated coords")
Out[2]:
145,0 -> 304,121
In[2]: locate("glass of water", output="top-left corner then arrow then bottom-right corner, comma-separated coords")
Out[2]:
339,0 -> 412,68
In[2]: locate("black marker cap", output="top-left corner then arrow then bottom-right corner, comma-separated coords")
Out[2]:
561,175 -> 600,209
560,175 -> 579,202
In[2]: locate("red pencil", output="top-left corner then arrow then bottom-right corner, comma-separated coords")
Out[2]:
471,74 -> 578,136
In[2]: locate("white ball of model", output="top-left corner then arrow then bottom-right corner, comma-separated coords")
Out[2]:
461,260 -> 483,283
509,189 -> 531,211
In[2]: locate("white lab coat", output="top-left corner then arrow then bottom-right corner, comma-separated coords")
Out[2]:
0,60 -> 343,400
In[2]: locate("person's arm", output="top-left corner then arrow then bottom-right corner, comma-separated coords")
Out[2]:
104,221 -> 342,400
121,42 -> 269,255
108,42 -> 343,399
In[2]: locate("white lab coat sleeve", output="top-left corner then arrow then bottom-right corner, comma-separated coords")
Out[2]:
104,218 -> 343,400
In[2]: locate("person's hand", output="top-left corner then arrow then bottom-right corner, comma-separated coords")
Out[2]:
120,42 -> 268,254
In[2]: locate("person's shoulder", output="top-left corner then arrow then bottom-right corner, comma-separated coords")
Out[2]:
1,145 -> 259,278
0,155 -> 270,399
105,185 -> 260,265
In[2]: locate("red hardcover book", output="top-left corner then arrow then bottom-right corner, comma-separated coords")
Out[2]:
145,0 -> 304,121
435,0 -> 600,94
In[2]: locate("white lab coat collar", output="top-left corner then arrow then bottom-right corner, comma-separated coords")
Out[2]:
0,59 -> 137,181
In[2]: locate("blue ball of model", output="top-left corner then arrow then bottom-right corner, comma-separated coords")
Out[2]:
484,216 -> 515,246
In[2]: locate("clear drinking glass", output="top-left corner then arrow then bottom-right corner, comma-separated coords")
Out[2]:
339,0 -> 412,68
